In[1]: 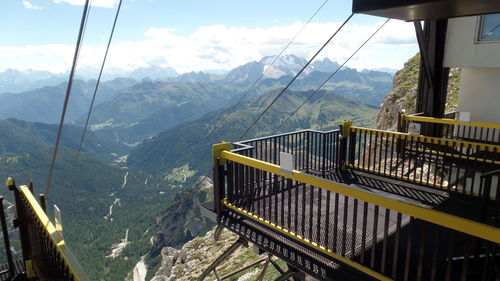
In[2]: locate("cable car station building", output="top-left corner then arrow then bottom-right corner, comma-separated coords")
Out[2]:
205,0 -> 500,280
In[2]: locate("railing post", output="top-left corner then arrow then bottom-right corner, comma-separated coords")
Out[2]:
322,133 -> 327,177
39,193 -> 46,212
480,175 -> 494,222
397,112 -> 407,154
213,142 -> 231,223
398,111 -> 406,133
349,131 -> 356,165
339,121 -> 352,171
0,196 -> 15,278
28,181 -> 33,194
6,177 -> 32,267
306,131 -> 311,173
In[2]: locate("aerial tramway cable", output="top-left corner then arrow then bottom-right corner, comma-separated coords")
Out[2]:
274,18 -> 390,133
188,13 -> 355,195
237,13 -> 354,141
45,0 -> 92,196
211,0 -> 330,132
69,0 -> 124,186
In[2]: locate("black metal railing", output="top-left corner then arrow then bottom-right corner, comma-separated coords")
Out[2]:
219,156 -> 500,281
7,179 -> 89,281
348,126 -> 500,201
400,112 -> 500,144
212,121 -> 500,280
232,129 -> 340,176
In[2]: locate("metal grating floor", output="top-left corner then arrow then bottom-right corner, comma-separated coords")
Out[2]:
237,182 -> 411,260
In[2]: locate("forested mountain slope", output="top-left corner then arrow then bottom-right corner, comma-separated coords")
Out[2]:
128,87 -> 378,180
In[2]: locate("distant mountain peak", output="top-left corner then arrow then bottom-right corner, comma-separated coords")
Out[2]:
258,54 -> 308,79
310,58 -> 341,73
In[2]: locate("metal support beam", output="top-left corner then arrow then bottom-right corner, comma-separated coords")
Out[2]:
414,22 -> 435,91
415,19 -> 450,137
196,238 -> 246,281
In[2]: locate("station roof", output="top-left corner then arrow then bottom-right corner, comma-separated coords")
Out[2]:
352,0 -> 500,21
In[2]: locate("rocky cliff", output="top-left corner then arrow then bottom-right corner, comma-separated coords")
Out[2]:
376,53 -> 461,130
149,177 -> 213,256
150,228 -> 287,281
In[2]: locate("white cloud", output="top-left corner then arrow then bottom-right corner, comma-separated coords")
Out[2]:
0,20 -> 418,74
52,0 -> 118,8
23,1 -> 44,10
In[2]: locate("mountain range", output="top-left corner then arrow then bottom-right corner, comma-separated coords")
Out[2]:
0,54 -> 392,95
0,78 -> 137,123
81,81 -> 240,145
127,87 -> 378,177
0,55 -> 390,146
0,53 -> 395,281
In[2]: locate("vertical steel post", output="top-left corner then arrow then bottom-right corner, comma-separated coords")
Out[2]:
480,176 -> 492,222
0,196 -> 15,278
349,131 -> 356,165
212,142 -> 231,223
28,182 -> 33,194
414,20 -> 449,137
396,113 -> 406,154
213,160 -> 223,222
322,133 -> 327,177
39,194 -> 47,213
339,121 -> 352,171
305,131 -> 311,173
397,111 -> 406,133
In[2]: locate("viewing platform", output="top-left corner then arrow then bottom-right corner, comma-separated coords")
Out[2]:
205,118 -> 500,280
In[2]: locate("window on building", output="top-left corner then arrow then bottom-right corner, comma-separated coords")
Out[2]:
478,13 -> 500,42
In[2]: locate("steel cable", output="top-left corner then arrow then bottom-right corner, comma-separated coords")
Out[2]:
45,0 -> 92,196
68,0 -> 124,187
237,13 -> 354,141
274,18 -> 390,133
210,0 -> 330,133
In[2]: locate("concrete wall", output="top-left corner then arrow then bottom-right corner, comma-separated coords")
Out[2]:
457,67 -> 500,123
444,16 -> 500,68
444,16 -> 500,124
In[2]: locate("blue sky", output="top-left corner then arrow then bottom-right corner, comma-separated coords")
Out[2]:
0,0 -> 418,73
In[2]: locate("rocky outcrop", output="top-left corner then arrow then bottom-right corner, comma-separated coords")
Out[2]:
376,53 -> 461,130
150,177 -> 214,256
150,194 -> 208,256
150,227 -> 287,281
150,228 -> 239,281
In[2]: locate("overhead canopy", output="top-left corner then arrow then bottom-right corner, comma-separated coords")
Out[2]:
352,0 -> 500,21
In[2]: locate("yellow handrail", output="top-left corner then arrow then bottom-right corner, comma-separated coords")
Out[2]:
19,185 -> 90,281
351,126 -> 500,152
404,115 -> 500,130
219,150 -> 500,244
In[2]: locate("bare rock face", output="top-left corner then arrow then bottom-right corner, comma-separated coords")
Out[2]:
376,53 -> 461,131
150,177 -> 214,256
150,228 -> 240,281
376,54 -> 420,130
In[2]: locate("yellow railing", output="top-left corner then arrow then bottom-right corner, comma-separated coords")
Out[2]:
216,148 -> 500,281
348,126 -> 500,199
351,126 -> 500,152
404,115 -> 500,130
218,150 -> 500,244
17,185 -> 89,281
